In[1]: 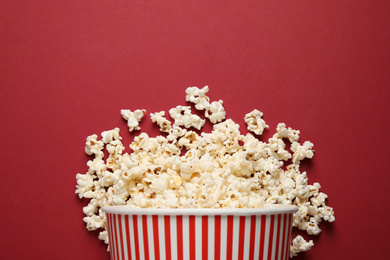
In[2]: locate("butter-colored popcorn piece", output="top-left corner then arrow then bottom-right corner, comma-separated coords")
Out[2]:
244,109 -> 269,135
290,235 -> 314,257
167,125 -> 187,141
101,128 -> 121,144
98,230 -> 109,245
121,109 -> 146,132
85,134 -> 104,157
185,86 -> 211,110
273,123 -> 300,143
267,137 -> 292,161
75,172 -> 95,199
150,111 -> 172,133
205,100 -> 226,124
169,105 -> 205,130
291,141 -> 314,164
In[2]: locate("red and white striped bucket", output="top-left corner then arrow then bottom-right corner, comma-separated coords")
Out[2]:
102,205 -> 298,260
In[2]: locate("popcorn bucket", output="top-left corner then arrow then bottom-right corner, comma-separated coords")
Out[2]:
102,205 -> 298,260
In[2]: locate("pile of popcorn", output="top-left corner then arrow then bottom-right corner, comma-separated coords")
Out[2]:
76,86 -> 335,257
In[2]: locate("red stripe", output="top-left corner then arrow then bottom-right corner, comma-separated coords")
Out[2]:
259,215 -> 266,260
107,214 -> 115,260
164,216 -> 172,260
249,215 -> 256,260
125,215 -> 132,260
153,215 -> 160,260
227,215 -> 234,260
281,214 -> 287,260
189,216 -> 196,260
176,216 -> 183,260
202,216 -> 208,260
118,215 -> 125,260
133,215 -> 140,260
214,215 -> 221,260
238,216 -> 246,260
142,215 -> 150,260
275,215 -> 282,260
113,214 -> 120,260
267,215 -> 275,260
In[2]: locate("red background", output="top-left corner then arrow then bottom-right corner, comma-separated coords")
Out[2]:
1,1 -> 389,259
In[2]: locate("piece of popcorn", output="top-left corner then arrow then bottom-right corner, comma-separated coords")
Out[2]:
121,109 -> 146,132
101,128 -> 121,144
317,205 -> 336,222
244,109 -> 269,135
178,131 -> 199,150
85,134 -> 104,157
169,105 -> 205,130
167,125 -> 187,141
205,100 -> 226,124
290,235 -> 314,257
98,230 -> 109,245
267,137 -> 292,161
185,86 -> 211,110
291,141 -> 314,164
273,123 -> 300,143
150,111 -> 172,133
75,172 -> 95,199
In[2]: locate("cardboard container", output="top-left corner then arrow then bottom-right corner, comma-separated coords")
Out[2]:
102,205 -> 298,260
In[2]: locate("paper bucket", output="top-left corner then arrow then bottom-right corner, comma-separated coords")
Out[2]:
102,205 -> 298,260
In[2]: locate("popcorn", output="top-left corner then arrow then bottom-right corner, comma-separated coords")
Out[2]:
121,109 -> 146,132
244,109 -> 269,135
205,100 -> 226,124
76,86 -> 334,257
150,111 -> 172,133
85,134 -> 104,157
185,86 -> 210,110
291,141 -> 315,164
273,122 -> 300,143
290,235 -> 314,257
169,105 -> 206,130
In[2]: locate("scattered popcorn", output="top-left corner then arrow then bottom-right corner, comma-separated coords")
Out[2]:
85,134 -> 104,157
76,86 -> 334,257
150,111 -> 172,133
205,100 -> 226,124
290,235 -> 314,257
291,141 -> 315,164
244,109 -> 269,135
121,109 -> 146,132
169,105 -> 206,130
273,122 -> 300,143
185,86 -> 210,110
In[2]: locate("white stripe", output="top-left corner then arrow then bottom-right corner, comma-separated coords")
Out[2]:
254,216 -> 261,260
138,215 -> 144,260
147,215 -> 155,260
120,215 -> 127,260
112,214 -> 119,260
277,214 -> 284,260
220,216 -> 227,260
129,216 -> 136,260
195,216 -> 202,260
182,216 -> 190,260
171,216 -> 177,260
107,214 -> 114,260
232,216 -> 239,260
243,216 -> 251,260
263,215 -> 271,259
208,216 -> 215,260
159,216 -> 165,260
